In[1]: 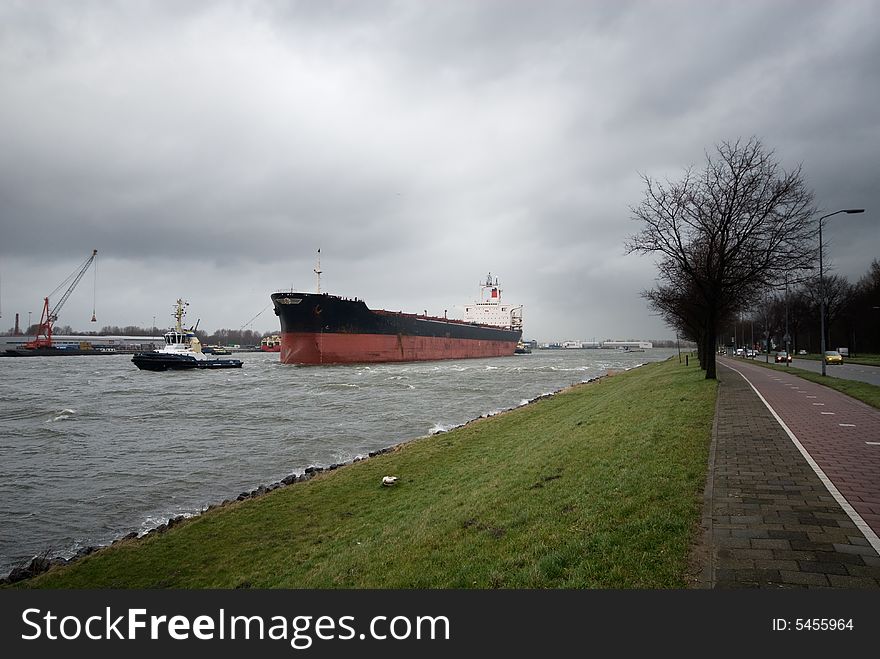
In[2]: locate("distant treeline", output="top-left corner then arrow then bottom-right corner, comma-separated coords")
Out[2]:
3,327 -> 697,348
2,324 -> 276,346
650,339 -> 697,349
734,259 -> 880,355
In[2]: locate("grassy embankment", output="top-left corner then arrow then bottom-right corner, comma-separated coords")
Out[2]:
746,360 -> 880,410
18,358 -> 716,589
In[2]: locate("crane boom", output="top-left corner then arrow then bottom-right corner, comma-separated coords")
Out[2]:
49,249 -> 98,321
26,249 -> 98,349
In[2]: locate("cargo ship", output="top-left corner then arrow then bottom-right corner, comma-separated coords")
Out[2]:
271,272 -> 523,365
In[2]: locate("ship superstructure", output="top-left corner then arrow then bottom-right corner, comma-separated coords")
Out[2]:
462,273 -> 523,331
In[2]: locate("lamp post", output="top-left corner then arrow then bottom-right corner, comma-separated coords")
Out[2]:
784,274 -> 790,367
750,318 -> 754,354
818,208 -> 865,376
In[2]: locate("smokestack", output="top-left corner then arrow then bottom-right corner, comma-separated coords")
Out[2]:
14,313 -> 20,335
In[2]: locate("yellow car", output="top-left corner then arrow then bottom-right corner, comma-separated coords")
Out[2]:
823,350 -> 843,365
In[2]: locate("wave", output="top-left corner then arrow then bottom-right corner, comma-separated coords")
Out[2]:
49,409 -> 77,422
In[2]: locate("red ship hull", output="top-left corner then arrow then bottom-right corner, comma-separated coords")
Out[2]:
260,345 -> 281,352
281,331 -> 517,365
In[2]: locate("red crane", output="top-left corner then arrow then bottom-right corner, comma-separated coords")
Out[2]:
26,249 -> 98,349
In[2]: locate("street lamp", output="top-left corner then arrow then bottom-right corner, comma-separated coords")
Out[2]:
784,273 -> 790,367
818,208 -> 865,376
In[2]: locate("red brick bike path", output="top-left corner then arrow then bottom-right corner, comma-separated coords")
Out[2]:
719,357 -> 880,546
694,359 -> 880,587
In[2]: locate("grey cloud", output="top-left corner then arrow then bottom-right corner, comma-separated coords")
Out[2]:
1,0 -> 878,342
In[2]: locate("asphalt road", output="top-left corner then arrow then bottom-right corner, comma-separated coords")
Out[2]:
743,355 -> 880,386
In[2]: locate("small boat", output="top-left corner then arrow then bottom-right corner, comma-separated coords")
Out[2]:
132,300 -> 243,371
202,345 -> 232,355
514,341 -> 532,354
260,334 -> 281,352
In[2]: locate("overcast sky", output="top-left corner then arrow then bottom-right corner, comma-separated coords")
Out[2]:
1,1 -> 877,342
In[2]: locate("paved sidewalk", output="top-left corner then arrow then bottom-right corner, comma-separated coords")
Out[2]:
696,358 -> 880,588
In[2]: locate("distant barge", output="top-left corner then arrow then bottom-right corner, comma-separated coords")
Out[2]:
3,343 -> 149,357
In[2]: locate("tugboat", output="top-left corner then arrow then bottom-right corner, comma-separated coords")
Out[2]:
514,340 -> 532,354
132,300 -> 243,371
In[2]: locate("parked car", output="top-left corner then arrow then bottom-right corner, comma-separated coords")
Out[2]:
798,349 -> 807,355
774,351 -> 792,363
823,350 -> 844,365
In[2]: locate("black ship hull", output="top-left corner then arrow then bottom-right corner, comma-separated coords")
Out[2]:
132,352 -> 243,371
271,292 -> 522,365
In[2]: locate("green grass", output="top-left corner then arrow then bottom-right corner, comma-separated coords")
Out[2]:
748,361 -> 880,410
15,359 -> 717,589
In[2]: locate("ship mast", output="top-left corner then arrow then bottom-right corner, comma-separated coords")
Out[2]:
173,299 -> 188,332
314,248 -> 322,294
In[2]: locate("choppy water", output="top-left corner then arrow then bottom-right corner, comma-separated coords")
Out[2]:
0,348 -> 675,576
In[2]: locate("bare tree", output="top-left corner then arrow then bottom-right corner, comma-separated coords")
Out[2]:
627,137 -> 817,379
801,273 -> 855,350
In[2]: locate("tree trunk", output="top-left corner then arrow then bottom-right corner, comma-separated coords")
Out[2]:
703,309 -> 718,379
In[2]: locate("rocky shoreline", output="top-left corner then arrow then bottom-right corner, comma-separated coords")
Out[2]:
2,368 -> 634,585
0,451 -> 389,585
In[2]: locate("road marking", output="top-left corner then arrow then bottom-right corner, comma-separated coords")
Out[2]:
812,402 -> 825,406
820,412 -> 835,415
866,442 -> 880,446
721,363 -> 880,555
806,395 -> 817,399
839,424 -> 856,427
